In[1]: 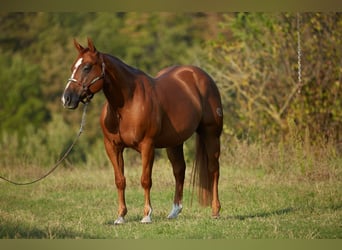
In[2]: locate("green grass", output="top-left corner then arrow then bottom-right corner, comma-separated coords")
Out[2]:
1,146 -> 341,239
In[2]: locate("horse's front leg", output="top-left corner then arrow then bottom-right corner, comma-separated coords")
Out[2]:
140,140 -> 155,223
104,138 -> 127,225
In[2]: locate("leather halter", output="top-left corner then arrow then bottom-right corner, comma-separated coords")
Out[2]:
67,61 -> 105,103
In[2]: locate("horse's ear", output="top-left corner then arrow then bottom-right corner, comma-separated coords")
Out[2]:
87,38 -> 97,52
74,39 -> 84,53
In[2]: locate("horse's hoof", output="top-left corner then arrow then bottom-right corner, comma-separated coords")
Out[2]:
114,216 -> 125,225
167,203 -> 183,219
212,214 -> 220,219
140,216 -> 152,224
141,206 -> 152,223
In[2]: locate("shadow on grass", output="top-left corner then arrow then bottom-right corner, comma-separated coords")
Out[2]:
0,220 -> 95,239
227,202 -> 342,221
227,207 -> 297,221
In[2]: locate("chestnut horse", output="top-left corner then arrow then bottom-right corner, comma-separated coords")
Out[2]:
62,39 -> 223,224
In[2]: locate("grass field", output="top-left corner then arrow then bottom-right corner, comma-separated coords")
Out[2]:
1,140 -> 342,239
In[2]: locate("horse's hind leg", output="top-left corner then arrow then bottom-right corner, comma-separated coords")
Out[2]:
202,131 -> 221,218
166,144 -> 186,219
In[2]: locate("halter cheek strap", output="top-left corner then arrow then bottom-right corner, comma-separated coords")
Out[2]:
87,61 -> 106,89
81,61 -> 105,103
67,61 -> 105,103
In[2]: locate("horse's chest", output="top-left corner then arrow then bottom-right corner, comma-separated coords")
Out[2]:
103,101 -> 159,149
102,111 -> 138,147
117,115 -> 146,148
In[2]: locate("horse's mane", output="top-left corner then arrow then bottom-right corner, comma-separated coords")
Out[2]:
103,53 -> 147,76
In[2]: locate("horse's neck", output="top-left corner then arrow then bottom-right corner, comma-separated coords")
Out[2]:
102,54 -> 137,109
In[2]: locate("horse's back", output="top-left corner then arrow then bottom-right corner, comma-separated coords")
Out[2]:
155,65 -> 219,96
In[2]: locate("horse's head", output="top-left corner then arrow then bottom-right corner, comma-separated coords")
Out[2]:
62,38 -> 105,109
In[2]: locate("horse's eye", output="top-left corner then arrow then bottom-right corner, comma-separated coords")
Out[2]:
83,64 -> 92,72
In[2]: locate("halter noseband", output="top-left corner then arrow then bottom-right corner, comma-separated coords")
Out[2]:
67,61 -> 105,103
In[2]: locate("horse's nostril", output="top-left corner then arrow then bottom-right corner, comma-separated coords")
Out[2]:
62,93 -> 71,106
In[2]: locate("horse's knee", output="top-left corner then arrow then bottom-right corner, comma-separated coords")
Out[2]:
115,176 -> 126,189
141,177 -> 152,189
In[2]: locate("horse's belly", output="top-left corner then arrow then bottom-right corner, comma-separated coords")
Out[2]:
154,118 -> 199,148
154,133 -> 193,148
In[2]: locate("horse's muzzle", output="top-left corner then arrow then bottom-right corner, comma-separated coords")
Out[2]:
62,90 -> 80,109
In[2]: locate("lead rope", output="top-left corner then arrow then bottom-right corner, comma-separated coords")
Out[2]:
0,102 -> 89,185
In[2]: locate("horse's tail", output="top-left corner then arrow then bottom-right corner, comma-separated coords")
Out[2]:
191,133 -> 213,207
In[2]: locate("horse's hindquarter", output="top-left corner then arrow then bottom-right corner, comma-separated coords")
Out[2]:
154,66 -> 213,148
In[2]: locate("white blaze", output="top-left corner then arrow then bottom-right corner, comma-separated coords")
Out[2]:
62,58 -> 83,105
70,57 -> 83,80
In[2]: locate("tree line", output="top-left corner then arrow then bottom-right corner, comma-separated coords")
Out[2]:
0,13 -> 341,152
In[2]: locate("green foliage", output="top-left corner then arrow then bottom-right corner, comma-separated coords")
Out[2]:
290,13 -> 342,142
0,114 -> 75,168
0,53 -> 50,136
0,12 -> 341,169
205,13 -> 342,142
